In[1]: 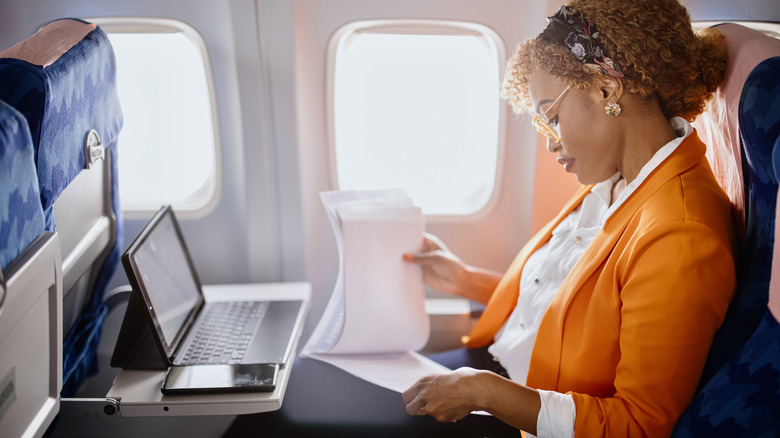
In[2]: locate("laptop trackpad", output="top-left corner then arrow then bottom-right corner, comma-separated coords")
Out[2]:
243,300 -> 302,366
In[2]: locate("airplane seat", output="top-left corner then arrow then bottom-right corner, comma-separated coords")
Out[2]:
0,18 -> 123,397
0,98 -> 63,437
690,23 -> 780,389
671,54 -> 780,435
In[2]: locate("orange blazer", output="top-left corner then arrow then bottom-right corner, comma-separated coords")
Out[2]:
465,132 -> 737,437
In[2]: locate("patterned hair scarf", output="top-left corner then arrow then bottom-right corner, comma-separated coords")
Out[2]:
539,5 -> 625,78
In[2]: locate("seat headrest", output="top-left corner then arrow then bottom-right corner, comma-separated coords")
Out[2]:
0,19 -> 97,68
0,99 -> 45,270
739,57 -> 780,185
746,56 -> 780,323
693,24 -> 780,237
0,18 -> 123,230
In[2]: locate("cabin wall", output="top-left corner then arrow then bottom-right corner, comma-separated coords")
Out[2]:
285,0 -> 545,340
0,0 -> 301,291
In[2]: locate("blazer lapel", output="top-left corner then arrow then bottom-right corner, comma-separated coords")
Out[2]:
527,132 -> 707,389
465,185 -> 593,347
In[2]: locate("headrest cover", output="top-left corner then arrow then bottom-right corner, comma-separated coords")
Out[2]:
0,19 -> 96,68
693,24 -> 780,239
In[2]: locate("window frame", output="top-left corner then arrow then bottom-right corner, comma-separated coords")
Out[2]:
325,19 -> 508,223
86,17 -> 222,220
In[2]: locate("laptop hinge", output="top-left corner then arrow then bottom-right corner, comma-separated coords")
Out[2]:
60,397 -> 122,417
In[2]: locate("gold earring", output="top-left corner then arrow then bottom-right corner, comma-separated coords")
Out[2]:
605,101 -> 622,117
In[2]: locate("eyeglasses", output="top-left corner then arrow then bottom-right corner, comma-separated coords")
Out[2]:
532,86 -> 570,144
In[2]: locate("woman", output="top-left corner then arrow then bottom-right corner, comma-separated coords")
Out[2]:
402,0 -> 736,436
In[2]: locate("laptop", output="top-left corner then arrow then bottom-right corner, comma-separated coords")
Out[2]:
111,205 -> 305,369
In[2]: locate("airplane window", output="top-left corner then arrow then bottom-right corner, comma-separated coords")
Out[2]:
328,21 -> 506,219
92,18 -> 220,219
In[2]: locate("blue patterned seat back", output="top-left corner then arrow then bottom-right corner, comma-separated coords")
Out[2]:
0,99 -> 45,270
0,19 -> 123,396
672,56 -> 780,436
0,19 -> 123,231
673,309 -> 780,436
699,56 -> 780,384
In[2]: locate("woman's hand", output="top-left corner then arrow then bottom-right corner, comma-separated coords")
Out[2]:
403,233 -> 502,304
402,367 -> 486,423
403,367 -> 542,434
403,234 -> 469,297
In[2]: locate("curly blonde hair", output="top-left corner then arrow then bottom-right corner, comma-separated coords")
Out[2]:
502,0 -> 726,121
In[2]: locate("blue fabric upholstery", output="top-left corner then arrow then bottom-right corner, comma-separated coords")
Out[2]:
0,99 -> 45,270
672,57 -> 780,436
673,309 -> 780,437
698,57 -> 780,386
0,19 -> 123,396
0,19 -> 123,231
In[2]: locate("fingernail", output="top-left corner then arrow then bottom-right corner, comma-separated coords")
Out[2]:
403,253 -> 413,261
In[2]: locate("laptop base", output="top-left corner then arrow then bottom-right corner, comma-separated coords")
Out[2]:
68,282 -> 311,417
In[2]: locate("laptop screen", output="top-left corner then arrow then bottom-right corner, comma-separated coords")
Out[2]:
127,207 -> 203,351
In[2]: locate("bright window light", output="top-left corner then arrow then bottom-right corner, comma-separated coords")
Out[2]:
100,19 -> 219,218
330,22 -> 505,218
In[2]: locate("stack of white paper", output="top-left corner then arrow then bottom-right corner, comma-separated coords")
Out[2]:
301,189 -> 451,393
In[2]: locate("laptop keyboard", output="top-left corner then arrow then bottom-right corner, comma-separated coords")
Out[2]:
181,301 -> 269,365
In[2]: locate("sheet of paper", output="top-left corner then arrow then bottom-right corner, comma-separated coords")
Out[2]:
308,350 -> 450,393
306,352 -> 491,416
299,189 -> 485,414
332,201 -> 427,353
301,189 -> 428,356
